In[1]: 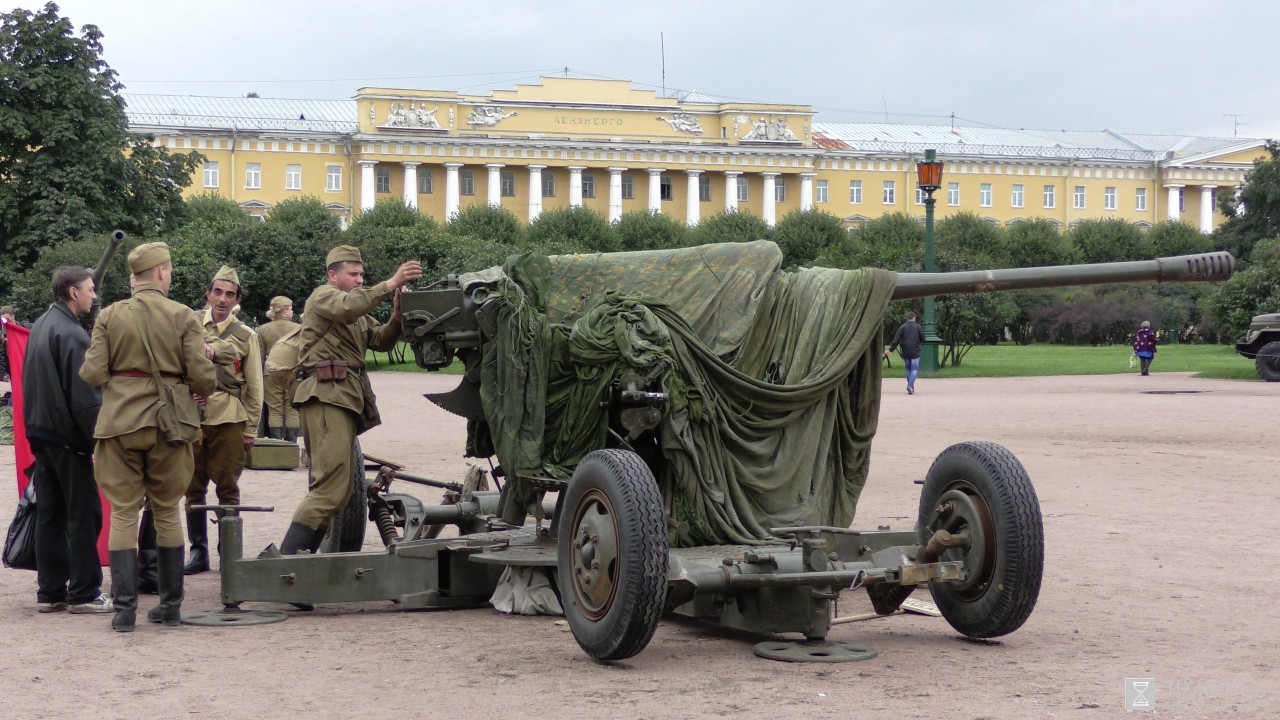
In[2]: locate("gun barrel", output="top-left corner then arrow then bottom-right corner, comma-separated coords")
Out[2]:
891,251 -> 1235,301
90,230 -> 127,288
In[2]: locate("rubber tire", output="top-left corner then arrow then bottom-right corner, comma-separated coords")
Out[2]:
319,440 -> 367,553
556,449 -> 668,662
1256,341 -> 1280,382
918,441 -> 1043,638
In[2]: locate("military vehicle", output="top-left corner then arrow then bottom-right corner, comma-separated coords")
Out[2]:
1235,312 -> 1280,381
192,244 -> 1233,664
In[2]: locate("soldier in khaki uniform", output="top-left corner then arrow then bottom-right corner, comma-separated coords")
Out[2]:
278,246 -> 421,562
80,243 -> 216,632
257,295 -> 299,441
183,266 -> 263,575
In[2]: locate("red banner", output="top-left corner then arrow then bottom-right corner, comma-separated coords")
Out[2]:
6,319 -> 110,565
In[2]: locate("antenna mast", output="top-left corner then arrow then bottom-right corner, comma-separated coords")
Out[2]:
1223,113 -> 1246,138
661,32 -> 666,97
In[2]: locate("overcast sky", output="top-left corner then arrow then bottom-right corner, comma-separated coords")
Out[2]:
16,0 -> 1280,139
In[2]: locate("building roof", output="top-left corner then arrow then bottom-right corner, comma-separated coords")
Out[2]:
123,93 -> 357,134
810,122 -> 1254,162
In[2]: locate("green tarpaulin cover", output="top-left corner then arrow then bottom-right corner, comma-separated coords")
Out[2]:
467,241 -> 896,546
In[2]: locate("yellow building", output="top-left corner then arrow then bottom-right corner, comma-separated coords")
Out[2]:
124,77 -> 1268,233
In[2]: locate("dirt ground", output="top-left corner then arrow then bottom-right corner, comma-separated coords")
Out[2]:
0,369 -> 1275,720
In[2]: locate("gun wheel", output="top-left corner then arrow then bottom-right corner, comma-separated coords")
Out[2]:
319,440 -> 367,553
1256,341 -> 1280,382
557,449 -> 668,662
918,441 -> 1043,638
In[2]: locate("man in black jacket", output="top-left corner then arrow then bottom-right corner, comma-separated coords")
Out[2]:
885,311 -> 925,395
24,267 -> 110,613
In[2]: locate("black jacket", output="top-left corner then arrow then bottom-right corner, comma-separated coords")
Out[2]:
888,320 -> 925,360
22,303 -> 101,452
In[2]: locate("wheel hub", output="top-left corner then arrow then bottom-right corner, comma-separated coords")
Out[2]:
569,489 -> 619,619
930,485 -> 996,599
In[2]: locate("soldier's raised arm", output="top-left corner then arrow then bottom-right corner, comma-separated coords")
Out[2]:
311,247 -> 422,324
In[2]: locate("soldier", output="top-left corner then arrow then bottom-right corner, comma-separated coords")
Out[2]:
257,295 -> 299,441
80,242 -> 215,632
183,266 -> 263,575
277,246 -> 420,565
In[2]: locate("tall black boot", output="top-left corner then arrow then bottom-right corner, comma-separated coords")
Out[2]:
137,509 -> 159,594
183,510 -> 210,575
283,427 -> 298,443
108,549 -> 138,633
147,546 -> 185,626
268,426 -> 284,440
279,522 -> 318,611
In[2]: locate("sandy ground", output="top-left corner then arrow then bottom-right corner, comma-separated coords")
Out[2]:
0,369 -> 1276,720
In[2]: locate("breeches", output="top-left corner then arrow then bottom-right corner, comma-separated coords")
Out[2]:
94,428 -> 194,550
264,374 -> 299,428
186,422 -> 246,507
291,402 -> 356,531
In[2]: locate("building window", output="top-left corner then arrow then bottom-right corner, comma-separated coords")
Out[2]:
418,168 -> 433,194
1210,188 -> 1217,210
1178,188 -> 1185,212
1073,185 -> 1086,209
621,174 -> 634,200
948,182 -> 959,207
581,173 -> 595,199
501,171 -> 515,197
915,187 -> 926,205
375,167 -> 391,193
660,176 -> 674,201
882,180 -> 895,205
542,172 -> 555,198
849,180 -> 862,204
203,161 -> 219,188
1044,185 -> 1055,209
774,178 -> 786,203
980,183 -> 993,207
737,178 -> 749,202
699,176 -> 711,202
326,165 -> 342,192
1135,187 -> 1147,211
816,179 -> 828,203
1104,186 -> 1117,211
1012,183 -> 1024,209
285,164 -> 302,191
245,163 -> 261,190
459,170 -> 475,196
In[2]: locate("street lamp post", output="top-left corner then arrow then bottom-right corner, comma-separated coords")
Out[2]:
916,149 -> 944,373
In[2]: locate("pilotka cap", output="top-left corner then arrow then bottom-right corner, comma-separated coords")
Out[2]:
128,242 -> 172,274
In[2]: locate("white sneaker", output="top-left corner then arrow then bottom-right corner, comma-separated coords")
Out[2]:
68,592 -> 114,614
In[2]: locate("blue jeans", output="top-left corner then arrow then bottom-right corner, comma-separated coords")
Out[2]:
905,357 -> 920,391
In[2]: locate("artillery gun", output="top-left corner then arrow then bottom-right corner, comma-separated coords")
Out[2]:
197,243 -> 1233,663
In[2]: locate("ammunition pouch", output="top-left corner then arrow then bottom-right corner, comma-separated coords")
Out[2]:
214,365 -> 243,399
314,359 -> 349,383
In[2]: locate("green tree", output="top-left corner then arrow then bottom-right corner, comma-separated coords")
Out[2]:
525,206 -> 616,253
1069,218 -> 1152,263
1207,235 -> 1280,340
1005,219 -> 1076,268
266,196 -> 343,246
937,212 -> 1008,266
7,231 -> 138,319
614,210 -> 687,251
690,210 -> 771,246
447,204 -> 523,246
817,213 -> 922,272
176,193 -> 257,234
1215,140 -> 1280,263
1147,220 -> 1211,257
0,3 -> 200,293
771,209 -> 846,269
348,197 -> 436,234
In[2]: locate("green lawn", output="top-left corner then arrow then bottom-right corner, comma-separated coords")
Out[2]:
368,342 -> 1258,381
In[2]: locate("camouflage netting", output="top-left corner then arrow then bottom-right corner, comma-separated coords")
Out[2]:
466,241 -> 896,546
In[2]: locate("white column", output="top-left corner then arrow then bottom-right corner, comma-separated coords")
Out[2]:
1199,185 -> 1217,233
401,162 -> 420,210
444,162 -> 463,219
724,171 -> 741,213
486,163 -> 504,208
607,167 -> 625,222
358,160 -> 377,211
568,166 -> 585,208
1164,184 -> 1184,222
685,169 -> 702,226
761,172 -> 779,226
1234,185 -> 1245,217
800,172 -> 816,211
647,168 -> 665,214
527,165 -> 545,221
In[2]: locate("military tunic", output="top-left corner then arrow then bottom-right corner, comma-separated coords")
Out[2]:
186,309 -> 262,508
290,281 -> 400,530
80,283 -> 216,550
257,317 -> 300,430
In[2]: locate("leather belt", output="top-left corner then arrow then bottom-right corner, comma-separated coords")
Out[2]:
111,369 -> 183,380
